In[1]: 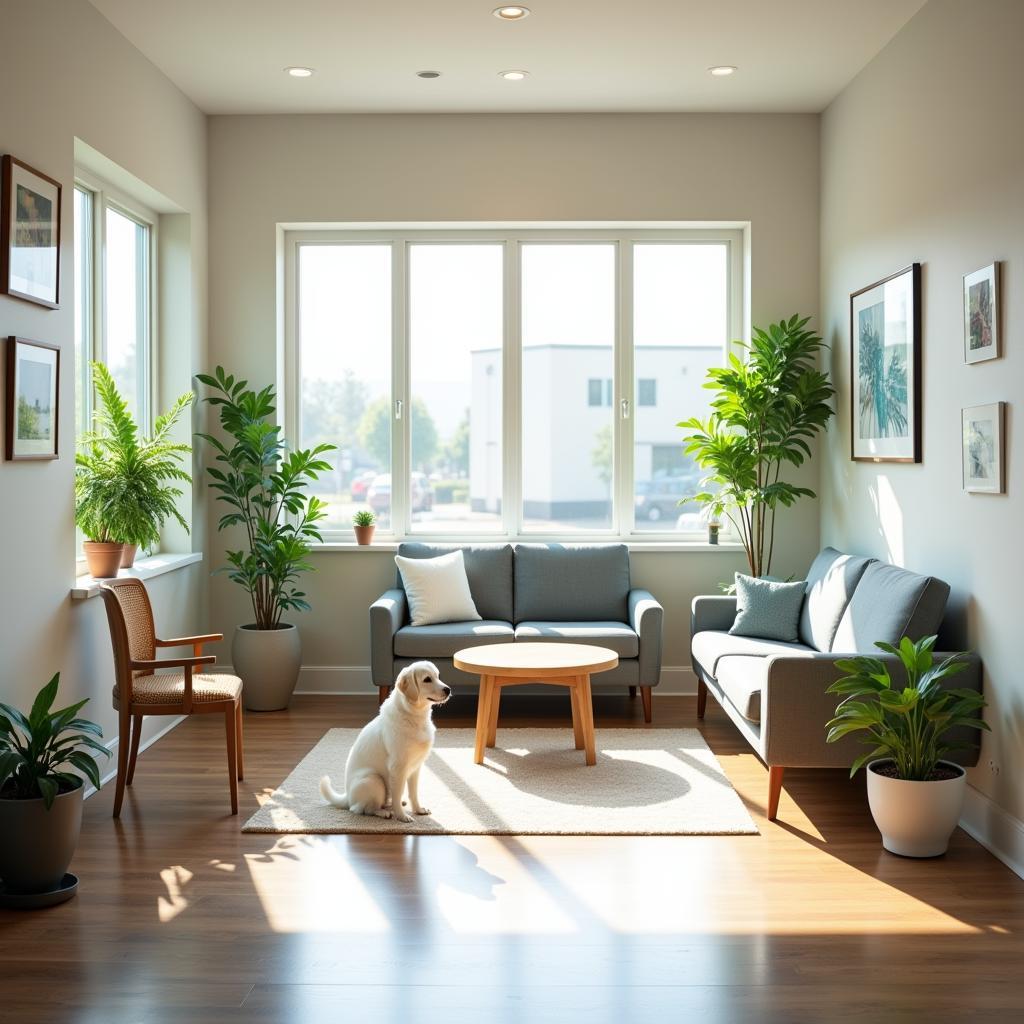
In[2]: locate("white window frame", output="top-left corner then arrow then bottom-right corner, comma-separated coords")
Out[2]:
284,224 -> 744,545
74,170 -> 159,570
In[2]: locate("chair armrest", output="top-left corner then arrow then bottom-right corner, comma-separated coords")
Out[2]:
131,655 -> 217,671
761,651 -> 983,769
690,596 -> 738,635
629,589 -> 663,686
370,589 -> 407,686
156,634 -> 223,648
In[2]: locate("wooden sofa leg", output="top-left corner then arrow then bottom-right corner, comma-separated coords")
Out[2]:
640,686 -> 652,723
378,685 -> 391,705
767,766 -> 785,822
628,686 -> 637,699
696,679 -> 708,719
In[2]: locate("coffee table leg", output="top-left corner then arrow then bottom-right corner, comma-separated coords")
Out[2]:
486,680 -> 502,748
578,674 -> 597,766
474,676 -> 493,765
569,683 -> 585,750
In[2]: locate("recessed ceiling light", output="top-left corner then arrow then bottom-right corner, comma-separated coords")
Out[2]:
493,5 -> 531,19
285,66 -> 315,78
416,70 -> 442,79
498,70 -> 529,81
708,65 -> 737,77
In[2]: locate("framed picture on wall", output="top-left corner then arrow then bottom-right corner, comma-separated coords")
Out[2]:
963,263 -> 1000,364
5,336 -> 60,461
1,155 -> 62,308
850,263 -> 921,463
962,402 -> 1005,494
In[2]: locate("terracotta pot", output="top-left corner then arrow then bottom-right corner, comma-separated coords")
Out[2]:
866,759 -> 968,858
0,779 -> 83,894
353,524 -> 375,546
120,544 -> 139,568
232,623 -> 302,711
83,541 -> 124,579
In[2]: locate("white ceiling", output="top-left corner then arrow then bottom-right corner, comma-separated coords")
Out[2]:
89,0 -> 926,115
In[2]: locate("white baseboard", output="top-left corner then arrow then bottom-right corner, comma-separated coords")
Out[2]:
290,664 -> 698,696
960,784 -> 1024,881
83,715 -> 186,800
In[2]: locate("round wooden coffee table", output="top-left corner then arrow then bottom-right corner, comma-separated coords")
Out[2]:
453,642 -> 619,767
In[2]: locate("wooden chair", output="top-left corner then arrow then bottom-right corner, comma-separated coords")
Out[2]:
99,578 -> 244,817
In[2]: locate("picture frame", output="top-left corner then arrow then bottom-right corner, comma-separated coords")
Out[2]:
1,155 -> 62,308
962,402 -> 1005,494
963,262 -> 1000,364
4,336 -> 60,461
850,263 -> 921,463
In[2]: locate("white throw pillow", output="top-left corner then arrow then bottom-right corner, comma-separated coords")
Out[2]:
395,550 -> 482,627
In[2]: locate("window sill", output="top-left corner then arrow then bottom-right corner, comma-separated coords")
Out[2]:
312,540 -> 743,554
71,552 -> 203,600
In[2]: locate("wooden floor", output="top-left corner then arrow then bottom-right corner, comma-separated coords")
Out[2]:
2,693 -> 1023,1023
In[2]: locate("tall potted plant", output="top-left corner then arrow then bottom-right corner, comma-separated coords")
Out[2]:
826,636 -> 989,857
0,674 -> 109,907
679,315 -> 836,578
197,366 -> 334,711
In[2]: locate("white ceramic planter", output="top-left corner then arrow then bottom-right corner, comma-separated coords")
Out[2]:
232,623 -> 301,711
866,759 -> 967,858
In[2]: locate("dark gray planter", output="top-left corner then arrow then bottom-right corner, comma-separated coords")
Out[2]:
0,779 -> 84,894
233,623 -> 302,711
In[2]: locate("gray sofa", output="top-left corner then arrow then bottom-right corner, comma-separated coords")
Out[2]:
371,543 -> 664,720
691,547 -> 983,820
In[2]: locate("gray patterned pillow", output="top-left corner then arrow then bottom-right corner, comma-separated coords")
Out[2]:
729,573 -> 807,642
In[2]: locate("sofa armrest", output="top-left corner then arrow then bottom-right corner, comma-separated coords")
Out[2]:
370,589 -> 407,686
761,651 -> 983,769
629,589 -> 664,686
690,595 -> 738,636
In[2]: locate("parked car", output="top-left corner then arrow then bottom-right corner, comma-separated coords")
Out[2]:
634,475 -> 701,522
367,473 -> 435,514
411,472 -> 435,512
350,469 -> 377,501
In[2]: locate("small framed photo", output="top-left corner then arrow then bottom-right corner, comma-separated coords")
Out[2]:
850,263 -> 922,463
962,402 -> 1005,494
963,263 -> 999,364
5,337 -> 60,461
1,155 -> 62,308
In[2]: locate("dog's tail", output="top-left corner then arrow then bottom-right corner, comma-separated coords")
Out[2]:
319,775 -> 350,809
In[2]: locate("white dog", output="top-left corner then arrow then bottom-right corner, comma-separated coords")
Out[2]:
319,661 -> 451,823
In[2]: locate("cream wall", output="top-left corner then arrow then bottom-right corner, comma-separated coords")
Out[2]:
0,0 -> 208,753
207,112 -> 823,682
820,0 -> 1023,829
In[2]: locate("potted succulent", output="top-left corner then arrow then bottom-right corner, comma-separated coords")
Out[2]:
77,363 -> 194,569
826,635 -> 989,857
680,315 -> 836,578
352,508 -> 376,545
197,366 -> 335,711
0,674 -> 109,907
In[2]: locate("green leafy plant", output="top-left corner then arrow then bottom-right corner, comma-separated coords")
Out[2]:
197,366 -> 336,630
0,674 -> 109,809
75,363 -> 193,548
679,315 -> 836,578
352,509 -> 376,527
825,635 -> 989,780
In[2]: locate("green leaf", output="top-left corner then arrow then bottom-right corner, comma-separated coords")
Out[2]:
28,673 -> 60,728
37,775 -> 58,810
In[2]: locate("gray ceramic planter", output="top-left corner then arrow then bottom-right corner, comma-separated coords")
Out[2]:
0,779 -> 84,894
232,623 -> 302,711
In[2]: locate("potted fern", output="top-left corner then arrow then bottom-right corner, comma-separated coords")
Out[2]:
76,364 -> 194,573
679,315 -> 836,578
0,674 -> 109,906
826,636 -> 989,857
197,367 -> 334,711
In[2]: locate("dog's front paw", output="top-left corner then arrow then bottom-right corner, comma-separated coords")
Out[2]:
414,807 -> 431,816
393,811 -> 414,824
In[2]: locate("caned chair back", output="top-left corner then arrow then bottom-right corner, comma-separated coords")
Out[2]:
100,578 -> 157,704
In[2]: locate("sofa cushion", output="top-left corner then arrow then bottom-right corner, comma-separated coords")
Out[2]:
691,630 -> 815,678
715,656 -> 765,723
395,550 -> 481,627
514,621 -> 639,658
394,620 -> 514,658
799,548 -> 875,652
514,543 -> 630,622
397,543 -> 514,623
831,562 -> 951,653
730,574 -> 806,642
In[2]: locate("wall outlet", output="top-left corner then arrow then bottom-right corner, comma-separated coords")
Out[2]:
988,758 -> 1001,777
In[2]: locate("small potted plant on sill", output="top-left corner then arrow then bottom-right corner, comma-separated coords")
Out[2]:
826,635 -> 989,858
0,673 -> 109,908
197,366 -> 335,712
352,509 -> 376,546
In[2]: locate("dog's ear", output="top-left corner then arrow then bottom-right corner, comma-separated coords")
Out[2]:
396,665 -> 420,699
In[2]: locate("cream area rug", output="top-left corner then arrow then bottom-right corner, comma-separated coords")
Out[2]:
242,728 -> 758,836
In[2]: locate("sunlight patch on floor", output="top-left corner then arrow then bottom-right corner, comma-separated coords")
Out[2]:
157,865 -> 192,923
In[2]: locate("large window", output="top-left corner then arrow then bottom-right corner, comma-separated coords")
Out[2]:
288,227 -> 742,542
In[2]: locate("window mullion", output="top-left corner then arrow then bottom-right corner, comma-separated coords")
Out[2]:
503,239 -> 522,538
616,239 -> 635,537
392,240 -> 410,538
